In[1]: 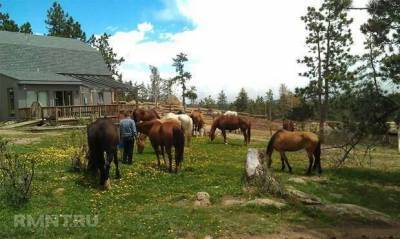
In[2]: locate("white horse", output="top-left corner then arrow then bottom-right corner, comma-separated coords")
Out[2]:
163,112 -> 193,146
224,111 -> 240,134
224,111 -> 238,116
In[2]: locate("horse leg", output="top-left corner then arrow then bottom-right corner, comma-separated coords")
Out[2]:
280,152 -> 292,173
160,145 -> 167,165
241,127 -> 247,145
165,146 -> 173,173
306,151 -> 314,175
151,142 -> 161,168
280,154 -> 286,171
113,148 -> 121,178
222,129 -> 227,144
100,152 -> 111,189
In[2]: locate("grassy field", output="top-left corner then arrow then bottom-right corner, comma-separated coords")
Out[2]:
0,129 -> 399,238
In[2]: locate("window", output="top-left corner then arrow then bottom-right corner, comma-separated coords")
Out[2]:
26,90 -> 49,107
98,92 -> 104,105
26,91 -> 38,107
7,88 -> 15,117
55,91 -> 73,106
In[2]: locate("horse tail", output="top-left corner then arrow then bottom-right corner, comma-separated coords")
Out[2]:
247,121 -> 251,143
314,140 -> 321,170
266,130 -> 281,167
173,126 -> 185,167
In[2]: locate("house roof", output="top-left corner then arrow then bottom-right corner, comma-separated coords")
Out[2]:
0,31 -> 132,89
0,70 -> 82,85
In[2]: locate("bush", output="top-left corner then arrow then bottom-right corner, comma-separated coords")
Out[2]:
62,130 -> 88,172
0,137 -> 35,207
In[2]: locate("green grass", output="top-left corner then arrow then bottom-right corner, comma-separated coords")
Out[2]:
0,132 -> 399,238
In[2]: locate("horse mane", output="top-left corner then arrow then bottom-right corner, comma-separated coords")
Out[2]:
151,109 -> 161,119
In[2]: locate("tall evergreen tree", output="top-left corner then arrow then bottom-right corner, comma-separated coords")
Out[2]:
88,33 -> 125,81
265,89 -> 274,120
217,90 -> 228,110
0,4 -> 32,33
298,0 -> 354,138
172,53 -> 191,110
149,65 -> 162,106
45,2 -> 86,41
234,88 -> 249,112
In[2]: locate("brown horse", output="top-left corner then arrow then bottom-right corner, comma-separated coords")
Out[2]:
137,119 -> 185,173
87,118 -> 120,189
132,108 -> 160,123
209,115 -> 251,144
132,108 -> 160,154
190,110 -> 205,136
266,129 -> 321,175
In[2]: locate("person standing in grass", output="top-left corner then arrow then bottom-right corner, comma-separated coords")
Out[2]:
119,111 -> 137,164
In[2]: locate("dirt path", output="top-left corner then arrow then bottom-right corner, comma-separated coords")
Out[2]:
0,129 -> 62,145
238,225 -> 400,239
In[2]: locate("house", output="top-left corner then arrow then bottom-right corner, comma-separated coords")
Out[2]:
0,31 -> 130,121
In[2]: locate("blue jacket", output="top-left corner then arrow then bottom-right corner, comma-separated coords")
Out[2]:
119,118 -> 137,138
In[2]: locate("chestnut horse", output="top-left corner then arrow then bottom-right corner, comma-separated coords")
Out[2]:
210,115 -> 251,144
266,129 -> 321,175
137,119 -> 185,173
132,108 -> 161,154
87,118 -> 120,189
132,108 -> 160,123
190,110 -> 205,136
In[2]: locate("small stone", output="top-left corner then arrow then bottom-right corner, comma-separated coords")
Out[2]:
52,187 -> 65,197
194,192 -> 211,207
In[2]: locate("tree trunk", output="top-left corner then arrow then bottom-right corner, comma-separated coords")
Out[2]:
398,126 -> 400,153
321,16 -> 332,142
316,31 -> 324,140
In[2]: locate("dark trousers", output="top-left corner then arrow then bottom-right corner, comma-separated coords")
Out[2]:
122,136 -> 134,164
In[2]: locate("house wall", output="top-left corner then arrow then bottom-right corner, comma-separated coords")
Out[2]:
16,84 -> 81,108
0,74 -> 18,121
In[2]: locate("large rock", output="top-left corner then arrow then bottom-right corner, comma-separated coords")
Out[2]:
318,203 -> 396,226
287,186 -> 322,205
245,198 -> 287,209
245,148 -> 265,178
194,192 -> 211,207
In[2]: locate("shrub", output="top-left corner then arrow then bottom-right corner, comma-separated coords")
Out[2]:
0,137 -> 35,207
63,130 -> 88,172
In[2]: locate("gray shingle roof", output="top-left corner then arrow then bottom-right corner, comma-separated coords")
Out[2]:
0,31 -> 110,75
0,70 -> 82,85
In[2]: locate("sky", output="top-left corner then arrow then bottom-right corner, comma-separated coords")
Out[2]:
2,0 -> 370,100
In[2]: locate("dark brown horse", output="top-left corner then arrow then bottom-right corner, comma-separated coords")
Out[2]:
209,115 -> 251,144
266,129 -> 321,175
87,118 -> 120,189
132,108 -> 160,154
132,108 -> 160,123
190,110 -> 205,136
137,119 -> 185,173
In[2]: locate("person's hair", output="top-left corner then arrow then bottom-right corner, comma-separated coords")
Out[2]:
124,111 -> 129,117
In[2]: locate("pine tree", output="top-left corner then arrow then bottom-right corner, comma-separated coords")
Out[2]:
149,65 -> 162,106
45,2 -> 86,41
217,90 -> 228,110
88,33 -> 125,81
234,88 -> 249,112
0,4 -> 32,33
172,53 -> 191,110
298,0 -> 354,138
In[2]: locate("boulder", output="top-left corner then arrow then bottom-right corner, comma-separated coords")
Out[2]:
318,203 -> 396,226
287,186 -> 322,205
288,177 -> 307,184
194,192 -> 211,207
245,198 -> 287,209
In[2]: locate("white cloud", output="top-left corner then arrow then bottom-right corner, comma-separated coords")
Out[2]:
110,0 -> 370,100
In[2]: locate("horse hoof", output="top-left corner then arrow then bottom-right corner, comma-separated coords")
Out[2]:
101,179 -> 111,190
